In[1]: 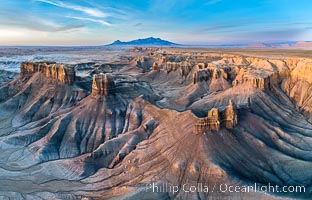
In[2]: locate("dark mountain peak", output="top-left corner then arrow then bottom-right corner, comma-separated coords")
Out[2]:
111,40 -> 122,45
109,37 -> 178,46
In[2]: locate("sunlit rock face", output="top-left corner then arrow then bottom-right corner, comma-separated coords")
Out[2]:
232,68 -> 268,89
91,73 -> 115,96
151,62 -> 160,71
20,62 -> 75,84
193,67 -> 236,84
163,61 -> 193,77
193,100 -> 238,134
280,61 -> 312,122
223,100 -> 238,129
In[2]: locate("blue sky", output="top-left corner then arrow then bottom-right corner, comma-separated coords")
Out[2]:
0,0 -> 311,45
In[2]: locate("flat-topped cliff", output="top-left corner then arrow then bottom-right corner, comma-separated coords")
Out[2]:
20,62 -> 76,84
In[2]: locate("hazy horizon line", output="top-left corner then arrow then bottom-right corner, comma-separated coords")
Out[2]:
0,39 -> 310,48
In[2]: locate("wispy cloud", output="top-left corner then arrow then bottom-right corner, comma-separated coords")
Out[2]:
199,24 -> 240,32
67,16 -> 112,26
190,23 -> 245,34
52,24 -> 85,32
36,0 -> 108,18
133,23 -> 142,27
0,10 -> 84,32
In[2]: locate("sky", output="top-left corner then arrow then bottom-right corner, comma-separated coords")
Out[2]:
0,0 -> 311,45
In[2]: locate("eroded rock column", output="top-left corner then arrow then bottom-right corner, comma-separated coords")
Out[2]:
92,73 -> 115,96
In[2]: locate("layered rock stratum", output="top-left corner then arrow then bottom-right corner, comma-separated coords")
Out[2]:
20,62 -> 76,84
0,48 -> 312,199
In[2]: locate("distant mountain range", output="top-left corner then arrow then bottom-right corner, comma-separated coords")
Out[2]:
248,41 -> 312,48
108,37 -> 179,46
107,37 -> 312,48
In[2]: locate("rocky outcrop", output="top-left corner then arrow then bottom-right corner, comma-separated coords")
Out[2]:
206,108 -> 221,131
193,69 -> 210,84
280,58 -> 301,69
91,73 -> 115,96
232,60 -> 311,89
163,61 -> 193,77
223,100 -> 238,129
194,100 -> 238,134
217,56 -> 249,66
129,47 -> 160,53
194,108 -> 220,133
193,67 -> 235,84
20,62 -> 75,84
191,54 -> 221,61
152,62 -> 161,71
279,62 -> 312,122
231,59 -> 312,122
290,62 -> 312,84
230,59 -> 312,122
194,63 -> 206,70
232,69 -> 268,89
132,56 -> 155,72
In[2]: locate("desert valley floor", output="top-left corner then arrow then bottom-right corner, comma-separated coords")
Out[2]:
0,47 -> 312,199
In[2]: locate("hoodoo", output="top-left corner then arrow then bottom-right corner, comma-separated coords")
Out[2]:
91,73 -> 115,96
207,108 -> 221,131
224,100 -> 238,129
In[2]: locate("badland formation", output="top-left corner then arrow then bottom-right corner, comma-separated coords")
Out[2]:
0,46 -> 312,199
